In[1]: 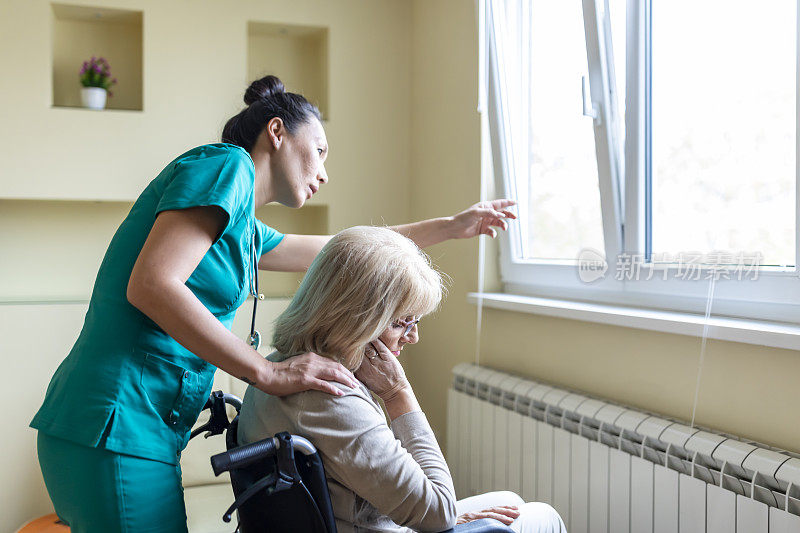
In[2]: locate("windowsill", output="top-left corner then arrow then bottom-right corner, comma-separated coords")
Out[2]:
467,292 -> 800,351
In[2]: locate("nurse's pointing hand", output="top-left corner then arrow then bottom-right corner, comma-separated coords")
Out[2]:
448,199 -> 517,239
262,352 -> 359,397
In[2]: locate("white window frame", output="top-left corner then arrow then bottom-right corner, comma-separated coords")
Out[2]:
484,0 -> 800,325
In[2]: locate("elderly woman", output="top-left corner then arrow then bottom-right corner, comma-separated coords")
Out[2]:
237,227 -> 566,533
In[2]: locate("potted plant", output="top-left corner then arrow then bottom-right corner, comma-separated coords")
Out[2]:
79,56 -> 117,110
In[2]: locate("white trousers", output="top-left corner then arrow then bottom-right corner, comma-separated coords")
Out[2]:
456,491 -> 566,533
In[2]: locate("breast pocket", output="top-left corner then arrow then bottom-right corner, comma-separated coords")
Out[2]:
140,352 -> 188,427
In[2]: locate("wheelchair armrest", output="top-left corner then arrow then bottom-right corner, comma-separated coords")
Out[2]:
211,436 -> 279,476
210,432 -> 319,476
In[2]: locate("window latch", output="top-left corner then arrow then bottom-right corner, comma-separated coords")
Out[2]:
582,75 -> 601,125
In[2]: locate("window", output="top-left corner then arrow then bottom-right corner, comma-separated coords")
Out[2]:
525,1 -> 605,261
649,1 -> 796,268
483,0 -> 800,324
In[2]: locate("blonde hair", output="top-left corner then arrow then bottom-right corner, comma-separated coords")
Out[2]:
272,226 -> 444,370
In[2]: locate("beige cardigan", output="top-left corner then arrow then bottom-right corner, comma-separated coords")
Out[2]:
237,366 -> 457,532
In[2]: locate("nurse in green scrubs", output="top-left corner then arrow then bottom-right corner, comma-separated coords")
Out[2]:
30,75 -> 515,532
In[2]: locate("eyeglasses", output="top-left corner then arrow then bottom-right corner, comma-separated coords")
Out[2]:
395,316 -> 421,337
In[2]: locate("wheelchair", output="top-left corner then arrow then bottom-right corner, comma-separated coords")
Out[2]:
194,391 -> 513,533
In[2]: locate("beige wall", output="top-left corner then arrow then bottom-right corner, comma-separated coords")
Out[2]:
406,0 -> 800,456
406,0 -> 483,443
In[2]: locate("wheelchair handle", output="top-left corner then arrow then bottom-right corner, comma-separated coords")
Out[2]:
221,393 -> 242,412
211,434 -> 317,476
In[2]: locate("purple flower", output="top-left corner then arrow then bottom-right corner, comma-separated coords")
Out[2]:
80,56 -> 114,86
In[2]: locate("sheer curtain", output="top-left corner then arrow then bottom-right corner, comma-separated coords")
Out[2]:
484,0 -> 533,258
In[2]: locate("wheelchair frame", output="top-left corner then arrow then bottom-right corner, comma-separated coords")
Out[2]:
192,391 -> 514,533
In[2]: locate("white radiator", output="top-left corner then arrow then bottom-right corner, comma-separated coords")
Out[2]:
446,364 -> 800,533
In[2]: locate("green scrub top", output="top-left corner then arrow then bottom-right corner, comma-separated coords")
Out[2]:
30,143 -> 284,465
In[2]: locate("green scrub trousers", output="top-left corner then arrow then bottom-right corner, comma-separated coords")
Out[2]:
37,432 -> 188,533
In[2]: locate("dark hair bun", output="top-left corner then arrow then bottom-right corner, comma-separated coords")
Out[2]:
223,75 -> 321,150
244,75 -> 285,105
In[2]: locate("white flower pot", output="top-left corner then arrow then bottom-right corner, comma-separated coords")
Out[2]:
81,87 -> 107,110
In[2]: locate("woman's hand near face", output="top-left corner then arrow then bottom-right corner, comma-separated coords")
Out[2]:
262,352 -> 358,397
355,339 -> 410,398
355,339 -> 420,419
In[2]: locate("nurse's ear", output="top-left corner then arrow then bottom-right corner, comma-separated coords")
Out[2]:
265,117 -> 285,150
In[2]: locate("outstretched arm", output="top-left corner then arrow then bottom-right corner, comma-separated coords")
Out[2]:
257,199 -> 516,272
391,199 -> 516,248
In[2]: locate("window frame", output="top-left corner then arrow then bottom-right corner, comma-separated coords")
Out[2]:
485,0 -> 800,325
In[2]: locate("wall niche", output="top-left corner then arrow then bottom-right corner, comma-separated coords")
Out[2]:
51,3 -> 143,111
247,21 -> 329,120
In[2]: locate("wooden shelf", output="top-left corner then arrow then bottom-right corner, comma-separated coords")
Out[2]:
49,104 -> 142,113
